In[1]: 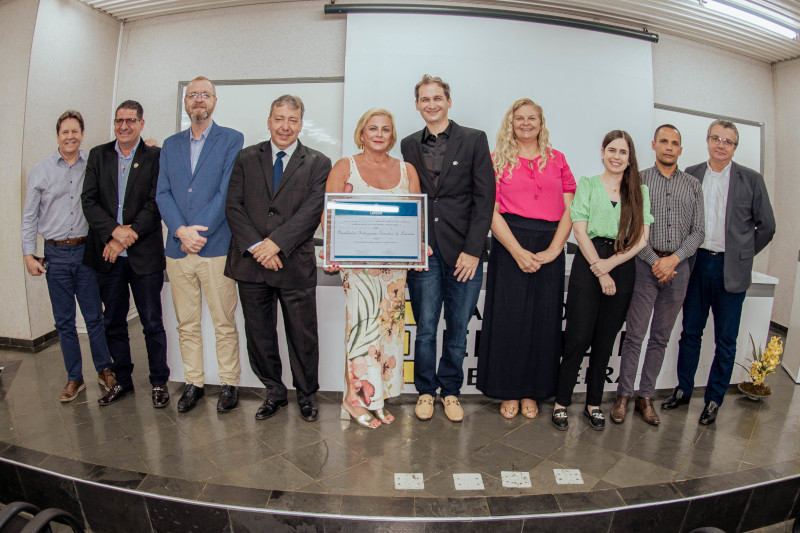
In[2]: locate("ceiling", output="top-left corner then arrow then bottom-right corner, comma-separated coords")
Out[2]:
75,0 -> 800,63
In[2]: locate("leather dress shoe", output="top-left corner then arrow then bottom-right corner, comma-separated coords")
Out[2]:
60,379 -> 85,403
177,384 -> 204,413
584,406 -> 605,431
97,368 -> 116,391
610,395 -> 630,424
98,383 -> 134,406
256,398 -> 288,420
552,408 -> 568,431
152,385 -> 170,408
635,396 -> 660,425
299,401 -> 318,422
661,386 -> 691,410
699,401 -> 719,425
217,385 -> 239,413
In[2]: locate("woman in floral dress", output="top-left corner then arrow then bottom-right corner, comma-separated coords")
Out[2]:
325,108 -> 421,428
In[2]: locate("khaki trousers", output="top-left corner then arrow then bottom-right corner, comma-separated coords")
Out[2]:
166,254 -> 240,386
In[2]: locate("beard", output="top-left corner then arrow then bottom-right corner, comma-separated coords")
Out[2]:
187,104 -> 213,123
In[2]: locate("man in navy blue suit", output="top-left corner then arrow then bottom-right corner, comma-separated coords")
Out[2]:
157,76 -> 245,413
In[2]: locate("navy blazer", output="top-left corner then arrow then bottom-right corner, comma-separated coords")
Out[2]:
82,139 -> 165,275
401,121 -> 495,265
686,161 -> 775,293
225,140 -> 331,288
156,122 -> 244,259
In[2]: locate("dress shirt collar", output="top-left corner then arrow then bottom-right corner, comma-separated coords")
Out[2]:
114,138 -> 141,159
270,140 -> 297,163
421,121 -> 452,143
653,165 -> 680,180
705,161 -> 732,178
55,148 -> 87,167
190,120 -> 213,141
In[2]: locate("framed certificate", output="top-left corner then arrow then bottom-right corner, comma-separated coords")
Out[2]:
323,193 -> 428,269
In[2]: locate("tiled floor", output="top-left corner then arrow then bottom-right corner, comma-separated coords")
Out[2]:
1,322 -> 798,506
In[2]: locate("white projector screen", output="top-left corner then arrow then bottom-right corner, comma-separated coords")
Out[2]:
343,13 -> 655,182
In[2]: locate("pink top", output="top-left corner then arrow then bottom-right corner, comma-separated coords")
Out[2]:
495,149 -> 576,222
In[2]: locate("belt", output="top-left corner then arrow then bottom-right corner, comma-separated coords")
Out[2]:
652,249 -> 673,258
45,237 -> 87,246
700,248 -> 724,256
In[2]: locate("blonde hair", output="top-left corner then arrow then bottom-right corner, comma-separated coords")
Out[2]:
353,108 -> 397,151
493,98 -> 552,180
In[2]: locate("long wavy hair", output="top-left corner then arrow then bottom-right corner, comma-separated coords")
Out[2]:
493,98 -> 552,179
602,130 -> 644,252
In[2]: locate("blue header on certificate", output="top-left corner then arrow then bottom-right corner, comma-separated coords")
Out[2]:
328,201 -> 419,217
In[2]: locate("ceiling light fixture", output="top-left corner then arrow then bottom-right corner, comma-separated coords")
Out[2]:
699,0 -> 798,40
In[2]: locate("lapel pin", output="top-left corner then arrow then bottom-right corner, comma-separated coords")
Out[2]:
453,161 -> 458,165
133,163 -> 139,168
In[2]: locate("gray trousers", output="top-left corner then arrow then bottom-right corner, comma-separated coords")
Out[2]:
616,257 -> 691,398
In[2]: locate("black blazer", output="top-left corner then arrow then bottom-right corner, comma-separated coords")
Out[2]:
401,121 -> 495,265
82,139 -> 165,275
685,161 -> 775,293
225,140 -> 331,288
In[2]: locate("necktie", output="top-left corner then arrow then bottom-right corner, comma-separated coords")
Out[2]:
273,151 -> 286,192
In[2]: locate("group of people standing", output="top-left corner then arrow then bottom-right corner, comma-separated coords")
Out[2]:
23,73 -> 775,432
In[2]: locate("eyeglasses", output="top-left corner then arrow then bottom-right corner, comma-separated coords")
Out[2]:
114,118 -> 140,126
185,92 -> 215,100
707,135 -> 737,147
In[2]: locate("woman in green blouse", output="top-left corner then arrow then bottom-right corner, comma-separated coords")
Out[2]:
552,130 -> 653,431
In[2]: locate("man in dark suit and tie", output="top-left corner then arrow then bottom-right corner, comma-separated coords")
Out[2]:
225,95 -> 331,422
82,100 -> 170,407
401,75 -> 495,422
157,76 -> 244,414
662,119 -> 775,425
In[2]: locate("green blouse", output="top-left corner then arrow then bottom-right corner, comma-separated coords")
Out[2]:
570,175 -> 654,239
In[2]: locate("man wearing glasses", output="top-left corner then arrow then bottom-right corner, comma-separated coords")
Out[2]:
157,77 -> 245,413
662,119 -> 775,426
82,100 -> 170,407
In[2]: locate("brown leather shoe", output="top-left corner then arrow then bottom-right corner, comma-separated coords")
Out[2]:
611,395 -> 630,424
60,379 -> 85,402
635,396 -> 660,425
97,368 -> 116,391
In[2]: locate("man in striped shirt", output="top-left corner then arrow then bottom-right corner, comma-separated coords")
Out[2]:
611,124 -> 704,426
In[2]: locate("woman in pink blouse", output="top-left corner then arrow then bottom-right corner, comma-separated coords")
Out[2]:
476,98 -> 576,419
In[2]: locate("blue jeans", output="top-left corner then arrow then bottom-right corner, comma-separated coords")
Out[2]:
97,257 -> 169,388
677,250 -> 746,406
406,245 -> 483,397
44,243 -> 112,381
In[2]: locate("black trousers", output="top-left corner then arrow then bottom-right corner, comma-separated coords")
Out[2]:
556,238 -> 635,407
97,257 -> 169,388
237,281 -> 319,404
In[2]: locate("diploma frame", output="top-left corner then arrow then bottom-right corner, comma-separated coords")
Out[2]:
323,193 -> 428,269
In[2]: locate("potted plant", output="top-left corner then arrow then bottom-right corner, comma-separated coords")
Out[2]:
737,334 -> 784,400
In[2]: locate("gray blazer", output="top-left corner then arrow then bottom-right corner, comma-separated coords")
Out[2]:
685,161 -> 775,293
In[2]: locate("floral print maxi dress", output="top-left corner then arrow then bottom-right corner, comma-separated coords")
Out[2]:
341,155 -> 408,410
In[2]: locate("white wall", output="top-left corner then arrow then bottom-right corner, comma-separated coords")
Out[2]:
115,0 -> 345,144
773,58 -> 800,325
2,0 -> 41,340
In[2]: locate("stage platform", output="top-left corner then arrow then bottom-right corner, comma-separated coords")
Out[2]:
1,325 -> 799,532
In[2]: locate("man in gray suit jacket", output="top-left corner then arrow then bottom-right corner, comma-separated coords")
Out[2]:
662,119 -> 775,425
